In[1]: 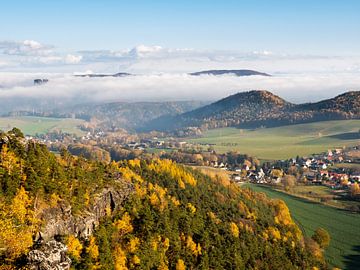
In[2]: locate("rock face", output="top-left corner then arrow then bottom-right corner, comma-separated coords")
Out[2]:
27,240 -> 71,270
36,182 -> 133,241
27,180 -> 133,269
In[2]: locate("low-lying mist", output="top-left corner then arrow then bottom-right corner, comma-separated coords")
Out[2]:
0,72 -> 359,114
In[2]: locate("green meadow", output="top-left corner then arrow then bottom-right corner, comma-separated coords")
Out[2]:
0,116 -> 86,136
187,120 -> 360,160
247,184 -> 360,270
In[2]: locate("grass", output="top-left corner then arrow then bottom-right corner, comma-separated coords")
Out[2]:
333,163 -> 360,170
274,184 -> 359,211
0,116 -> 86,136
246,184 -> 360,270
187,120 -> 360,160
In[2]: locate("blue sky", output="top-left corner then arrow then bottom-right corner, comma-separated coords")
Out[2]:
1,0 -> 359,54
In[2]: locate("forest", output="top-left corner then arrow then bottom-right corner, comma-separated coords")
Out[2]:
0,128 -> 327,269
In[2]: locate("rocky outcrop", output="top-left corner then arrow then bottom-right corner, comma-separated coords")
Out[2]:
26,179 -> 133,269
27,240 -> 71,270
36,182 -> 133,241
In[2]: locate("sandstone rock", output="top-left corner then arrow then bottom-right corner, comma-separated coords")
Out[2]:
27,240 -> 71,270
37,182 -> 133,241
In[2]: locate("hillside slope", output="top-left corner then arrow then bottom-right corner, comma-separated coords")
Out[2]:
144,90 -> 360,132
0,129 -> 325,269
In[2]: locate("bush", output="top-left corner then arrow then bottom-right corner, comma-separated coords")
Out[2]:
312,228 -> 331,249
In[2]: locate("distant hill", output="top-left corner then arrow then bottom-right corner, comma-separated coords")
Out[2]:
74,70 -> 270,78
38,100 -> 208,131
143,90 -> 360,133
74,72 -> 132,78
189,69 -> 271,77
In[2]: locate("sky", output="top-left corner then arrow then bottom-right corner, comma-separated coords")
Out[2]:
0,0 -> 359,107
1,0 -> 360,54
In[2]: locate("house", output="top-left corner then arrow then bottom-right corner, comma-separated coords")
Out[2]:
319,163 -> 327,170
232,174 -> 241,182
156,141 -> 165,147
271,177 -> 281,184
303,171 -> 317,182
257,168 -> 265,180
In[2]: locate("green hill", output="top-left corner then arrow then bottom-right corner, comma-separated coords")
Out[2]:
144,90 -> 360,132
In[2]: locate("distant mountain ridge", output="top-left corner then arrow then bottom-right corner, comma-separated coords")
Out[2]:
73,69 -> 270,78
189,69 -> 271,77
142,90 -> 360,132
74,72 -> 132,78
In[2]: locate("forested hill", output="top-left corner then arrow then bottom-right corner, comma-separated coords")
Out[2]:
143,90 -> 360,132
14,100 -> 207,132
0,128 -> 326,269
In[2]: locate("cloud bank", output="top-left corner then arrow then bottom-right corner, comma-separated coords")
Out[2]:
0,72 -> 359,103
0,39 -> 359,113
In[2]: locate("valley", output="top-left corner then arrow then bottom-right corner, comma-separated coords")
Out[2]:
187,120 -> 360,160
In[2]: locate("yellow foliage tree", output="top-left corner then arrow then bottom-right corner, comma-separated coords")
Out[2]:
149,193 -> 160,207
229,222 -> 239,238
272,199 -> 293,226
186,203 -> 196,214
49,193 -> 62,208
86,236 -> 99,260
113,212 -> 134,236
176,259 -> 186,270
0,187 -> 37,261
127,237 -> 140,253
0,145 -> 20,175
113,245 -> 128,270
268,227 -> 281,241
67,235 -> 83,260
10,186 -> 32,223
131,255 -> 140,265
186,236 -> 201,256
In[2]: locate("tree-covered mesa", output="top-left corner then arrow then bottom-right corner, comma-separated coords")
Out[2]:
0,129 -> 326,269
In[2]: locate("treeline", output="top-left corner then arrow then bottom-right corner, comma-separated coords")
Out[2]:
66,142 -> 262,172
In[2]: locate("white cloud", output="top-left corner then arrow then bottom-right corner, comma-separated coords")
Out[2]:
0,40 -> 53,56
64,54 -> 82,64
0,40 -> 83,68
2,40 -> 360,77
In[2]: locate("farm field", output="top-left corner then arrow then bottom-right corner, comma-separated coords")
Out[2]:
267,184 -> 360,213
0,116 -> 86,136
247,184 -> 360,270
187,120 -> 360,160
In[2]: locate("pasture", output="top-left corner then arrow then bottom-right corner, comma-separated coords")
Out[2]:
247,184 -> 360,270
0,116 -> 86,136
187,120 -> 360,160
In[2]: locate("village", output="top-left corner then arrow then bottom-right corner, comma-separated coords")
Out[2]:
226,146 -> 360,197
